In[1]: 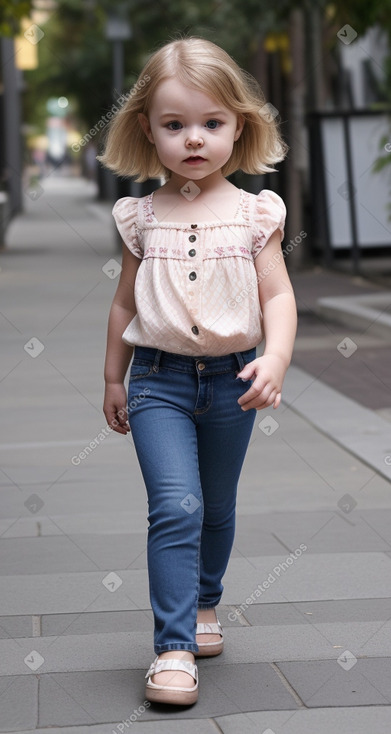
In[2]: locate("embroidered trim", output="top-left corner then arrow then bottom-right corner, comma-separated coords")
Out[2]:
143,244 -> 253,260
143,195 -> 155,223
240,189 -> 251,223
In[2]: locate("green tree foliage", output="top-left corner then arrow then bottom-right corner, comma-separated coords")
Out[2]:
0,0 -> 33,36
22,0 -> 391,149
23,1 -> 113,132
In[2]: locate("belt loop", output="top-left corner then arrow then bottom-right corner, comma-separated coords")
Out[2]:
153,349 -> 162,372
234,351 -> 245,372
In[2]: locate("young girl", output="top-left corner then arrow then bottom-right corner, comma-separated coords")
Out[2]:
100,36 -> 297,706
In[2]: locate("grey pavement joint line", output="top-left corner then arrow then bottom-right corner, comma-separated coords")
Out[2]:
359,668 -> 391,705
201,665 -> 278,727
309,514 -> 335,540
209,718 -> 225,733
43,673 -> 98,725
357,295 -> 391,338
0,675 -> 24,709
46,594 -> 103,648
45,200 -> 101,255
300,668 -> 340,707
32,615 -> 41,637
0,516 -> 22,538
334,510 -> 356,527
358,356 -> 391,397
124,544 -> 148,571
0,466 -> 23,493
228,605 -> 251,626
44,468 -> 70,494
271,532 -> 297,554
46,280 -> 102,336
279,593 -> 342,649
0,618 -> 25,647
230,540 -> 259,572
360,515 -> 391,553
281,358 -> 337,416
46,515 -> 104,571
358,471 -> 378,493
270,661 -> 306,708
359,613 -> 391,652
297,294 -> 339,337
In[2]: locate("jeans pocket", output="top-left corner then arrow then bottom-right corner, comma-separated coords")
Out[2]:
129,359 -> 154,381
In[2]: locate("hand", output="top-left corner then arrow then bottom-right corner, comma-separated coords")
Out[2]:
236,355 -> 287,411
103,382 -> 130,434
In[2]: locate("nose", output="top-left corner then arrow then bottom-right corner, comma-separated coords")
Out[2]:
185,129 -> 204,148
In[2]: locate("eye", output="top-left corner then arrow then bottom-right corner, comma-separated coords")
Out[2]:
166,121 -> 182,130
205,119 -> 221,129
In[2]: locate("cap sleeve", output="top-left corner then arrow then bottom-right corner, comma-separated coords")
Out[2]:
112,197 -> 143,259
252,189 -> 286,260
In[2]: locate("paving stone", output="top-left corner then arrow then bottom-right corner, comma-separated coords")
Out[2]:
243,598 -> 391,626
216,706 -> 391,734
5,722 -> 217,734
199,623 -> 391,666
41,604 -> 240,637
0,570 -> 151,615
0,533 -> 147,575
0,616 -> 32,640
2,551 -> 390,619
38,664 -> 297,726
293,340 -> 391,411
222,552 -> 391,605
278,658 -> 391,707
0,675 -> 38,732
5,621 -> 391,677
233,509 -> 391,555
0,510 -> 148,538
42,610 -> 153,637
283,366 -> 391,482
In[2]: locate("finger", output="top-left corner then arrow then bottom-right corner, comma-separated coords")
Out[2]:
111,418 -> 129,435
237,380 -> 267,406
114,410 -> 130,432
105,409 -> 129,433
241,388 -> 278,412
273,393 -> 282,409
116,406 -> 129,427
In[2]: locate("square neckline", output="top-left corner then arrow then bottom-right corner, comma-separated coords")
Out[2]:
147,188 -> 246,226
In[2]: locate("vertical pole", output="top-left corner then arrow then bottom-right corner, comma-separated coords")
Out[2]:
1,37 -> 23,215
342,115 -> 360,274
286,9 -> 307,270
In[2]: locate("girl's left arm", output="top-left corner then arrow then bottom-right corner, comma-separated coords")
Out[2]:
237,229 -> 297,411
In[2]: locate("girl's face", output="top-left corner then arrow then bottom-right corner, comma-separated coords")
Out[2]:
138,78 -> 244,184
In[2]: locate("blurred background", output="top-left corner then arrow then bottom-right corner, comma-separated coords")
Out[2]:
1,0 -> 390,275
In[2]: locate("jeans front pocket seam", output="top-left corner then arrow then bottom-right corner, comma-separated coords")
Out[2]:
129,366 -> 154,381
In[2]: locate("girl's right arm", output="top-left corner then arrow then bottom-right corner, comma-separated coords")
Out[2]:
103,243 -> 141,435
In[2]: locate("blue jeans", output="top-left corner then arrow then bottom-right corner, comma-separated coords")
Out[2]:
127,345 -> 257,654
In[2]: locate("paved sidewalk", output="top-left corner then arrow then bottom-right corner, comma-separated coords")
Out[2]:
1,174 -> 391,733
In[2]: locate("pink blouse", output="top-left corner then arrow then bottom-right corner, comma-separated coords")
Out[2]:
112,188 -> 286,357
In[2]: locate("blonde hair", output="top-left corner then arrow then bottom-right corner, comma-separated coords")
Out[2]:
97,36 -> 288,182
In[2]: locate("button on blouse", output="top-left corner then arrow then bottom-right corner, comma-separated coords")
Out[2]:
112,188 -> 286,357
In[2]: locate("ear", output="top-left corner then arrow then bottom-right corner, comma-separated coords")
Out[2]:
138,113 -> 154,144
234,114 -> 245,142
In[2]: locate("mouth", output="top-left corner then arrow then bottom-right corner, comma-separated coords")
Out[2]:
184,156 -> 206,163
